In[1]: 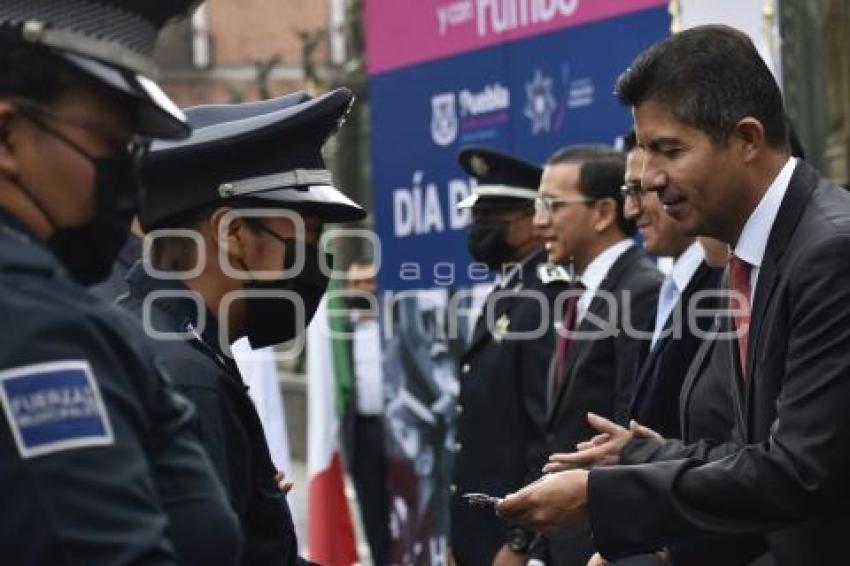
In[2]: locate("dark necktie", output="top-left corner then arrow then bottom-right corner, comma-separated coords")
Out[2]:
728,254 -> 753,378
552,280 -> 584,398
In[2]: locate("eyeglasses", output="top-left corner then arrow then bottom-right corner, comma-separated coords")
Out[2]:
620,182 -> 646,201
249,217 -> 324,245
533,195 -> 594,214
14,98 -> 146,160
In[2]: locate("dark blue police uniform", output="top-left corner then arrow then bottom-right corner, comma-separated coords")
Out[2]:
0,1 -> 241,563
118,265 -> 300,565
117,89 -> 366,565
0,209 -> 241,565
449,147 -> 567,564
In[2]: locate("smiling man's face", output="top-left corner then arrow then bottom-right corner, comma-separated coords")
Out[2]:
635,99 -> 743,242
624,148 -> 692,257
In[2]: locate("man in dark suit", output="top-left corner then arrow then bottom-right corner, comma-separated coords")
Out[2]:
533,145 -> 662,564
449,147 -> 567,566
547,138 -> 768,566
621,131 -> 724,440
498,25 -> 850,565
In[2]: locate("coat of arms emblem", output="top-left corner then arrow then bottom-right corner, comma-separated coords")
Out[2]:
431,92 -> 458,146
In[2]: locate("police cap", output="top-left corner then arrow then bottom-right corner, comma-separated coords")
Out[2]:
457,146 -> 542,210
0,0 -> 200,139
139,87 -> 366,231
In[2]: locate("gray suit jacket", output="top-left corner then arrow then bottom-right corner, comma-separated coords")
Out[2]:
588,161 -> 850,565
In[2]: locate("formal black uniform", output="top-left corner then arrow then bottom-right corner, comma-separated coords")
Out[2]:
0,2 -> 241,564
117,89 -> 366,565
449,147 -> 568,565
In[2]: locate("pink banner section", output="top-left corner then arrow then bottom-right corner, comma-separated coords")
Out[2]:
366,0 -> 668,74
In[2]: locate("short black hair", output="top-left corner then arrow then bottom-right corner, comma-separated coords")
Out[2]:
615,25 -> 788,150
786,116 -> 805,159
0,42 -> 90,105
546,144 -> 635,236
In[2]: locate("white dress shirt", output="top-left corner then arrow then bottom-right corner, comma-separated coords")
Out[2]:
650,241 -> 705,349
576,238 -> 634,322
352,316 -> 384,416
734,157 -> 797,299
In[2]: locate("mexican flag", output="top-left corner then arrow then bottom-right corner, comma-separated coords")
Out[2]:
306,292 -> 358,565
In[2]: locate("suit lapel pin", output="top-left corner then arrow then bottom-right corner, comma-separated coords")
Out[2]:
492,313 -> 510,343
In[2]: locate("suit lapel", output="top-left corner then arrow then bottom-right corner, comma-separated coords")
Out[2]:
679,314 -> 719,437
630,261 -> 716,419
546,301 -> 602,421
547,246 -> 643,423
743,161 -> 815,405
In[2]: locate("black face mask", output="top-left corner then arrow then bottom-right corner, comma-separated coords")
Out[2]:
346,295 -> 374,311
46,155 -> 138,284
467,220 -> 514,270
14,105 -> 141,284
243,236 -> 332,349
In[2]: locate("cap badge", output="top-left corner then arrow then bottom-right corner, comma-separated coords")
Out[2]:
470,154 -> 489,177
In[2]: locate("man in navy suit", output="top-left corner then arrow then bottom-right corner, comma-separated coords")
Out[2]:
498,25 -> 850,565
621,131 -> 724,440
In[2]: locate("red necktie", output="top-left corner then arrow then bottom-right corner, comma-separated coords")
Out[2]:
728,255 -> 752,378
552,281 -> 584,397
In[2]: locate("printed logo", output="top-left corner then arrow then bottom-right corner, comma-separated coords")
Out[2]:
524,69 -> 557,134
431,92 -> 459,146
0,360 -> 114,459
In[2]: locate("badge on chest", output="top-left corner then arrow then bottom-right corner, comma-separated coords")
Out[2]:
492,313 -> 511,343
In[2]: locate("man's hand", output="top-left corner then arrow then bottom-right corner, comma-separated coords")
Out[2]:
495,470 -> 589,530
543,413 -> 662,473
491,544 -> 526,566
587,550 -> 670,565
274,469 -> 294,494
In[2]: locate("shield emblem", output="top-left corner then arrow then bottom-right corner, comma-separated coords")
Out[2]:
431,92 -> 458,147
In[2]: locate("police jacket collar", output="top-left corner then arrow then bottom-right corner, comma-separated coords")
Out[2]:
125,260 -> 240,377
0,205 -> 62,277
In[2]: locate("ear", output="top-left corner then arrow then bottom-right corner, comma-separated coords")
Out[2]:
208,207 -> 250,268
732,117 -> 767,164
0,101 -> 21,181
592,198 -> 617,234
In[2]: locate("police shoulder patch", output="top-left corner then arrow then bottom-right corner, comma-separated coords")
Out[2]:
0,360 -> 114,459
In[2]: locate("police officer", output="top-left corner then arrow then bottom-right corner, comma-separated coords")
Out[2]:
117,88 -> 366,565
450,147 -> 567,565
0,2 -> 242,564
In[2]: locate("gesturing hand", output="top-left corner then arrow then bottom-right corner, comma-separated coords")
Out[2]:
274,469 -> 294,494
543,413 -> 662,473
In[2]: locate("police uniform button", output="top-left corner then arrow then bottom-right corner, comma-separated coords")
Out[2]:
454,442 -> 463,452
456,405 -> 463,416
461,363 -> 471,374
450,484 -> 458,494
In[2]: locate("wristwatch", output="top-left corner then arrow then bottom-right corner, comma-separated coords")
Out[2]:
507,527 -> 532,553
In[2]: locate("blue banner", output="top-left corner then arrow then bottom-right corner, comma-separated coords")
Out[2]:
370,7 -> 669,291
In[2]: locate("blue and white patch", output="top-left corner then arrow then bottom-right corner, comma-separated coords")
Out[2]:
0,360 -> 114,459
